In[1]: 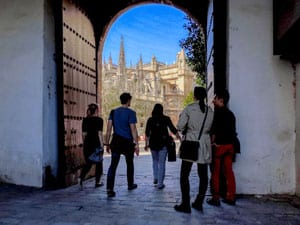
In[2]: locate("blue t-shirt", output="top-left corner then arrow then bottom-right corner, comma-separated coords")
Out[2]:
109,107 -> 137,139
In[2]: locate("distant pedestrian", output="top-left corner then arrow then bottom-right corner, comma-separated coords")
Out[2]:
105,92 -> 139,197
144,103 -> 181,189
79,103 -> 104,189
174,86 -> 214,213
207,89 -> 237,206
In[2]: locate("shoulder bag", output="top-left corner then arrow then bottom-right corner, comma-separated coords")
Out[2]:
179,107 -> 208,161
89,146 -> 104,163
167,135 -> 176,162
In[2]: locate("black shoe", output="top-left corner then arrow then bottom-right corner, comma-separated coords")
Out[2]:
95,182 -> 104,188
128,184 -> 138,190
153,179 -> 158,185
222,199 -> 236,205
206,198 -> 221,206
191,202 -> 203,211
157,184 -> 165,189
107,190 -> 116,197
174,203 -> 191,213
192,195 -> 204,211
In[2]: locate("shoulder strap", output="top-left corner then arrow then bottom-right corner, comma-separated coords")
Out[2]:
110,110 -> 115,128
198,106 -> 208,140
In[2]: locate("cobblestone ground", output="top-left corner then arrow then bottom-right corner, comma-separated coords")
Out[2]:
1,153 -> 300,225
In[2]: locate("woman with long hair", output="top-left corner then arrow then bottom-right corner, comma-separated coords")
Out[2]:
144,103 -> 180,189
174,86 -> 214,213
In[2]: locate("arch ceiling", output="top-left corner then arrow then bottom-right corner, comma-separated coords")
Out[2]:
74,0 -> 209,45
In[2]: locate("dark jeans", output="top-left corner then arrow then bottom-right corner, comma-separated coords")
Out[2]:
180,160 -> 208,204
106,150 -> 135,191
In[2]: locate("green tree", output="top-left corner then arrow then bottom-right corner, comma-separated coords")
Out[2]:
183,91 -> 194,107
180,16 -> 206,106
179,16 -> 206,84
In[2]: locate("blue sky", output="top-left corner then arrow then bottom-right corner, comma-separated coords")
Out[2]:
102,4 -> 188,66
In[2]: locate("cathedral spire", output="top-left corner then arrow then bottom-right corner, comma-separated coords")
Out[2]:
108,53 -> 112,64
117,35 -> 126,76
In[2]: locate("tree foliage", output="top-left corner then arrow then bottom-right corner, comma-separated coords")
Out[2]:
179,16 -> 206,83
183,91 -> 194,107
180,16 -> 206,106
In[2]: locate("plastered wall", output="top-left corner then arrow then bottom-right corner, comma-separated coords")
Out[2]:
227,0 -> 296,194
0,0 -> 57,187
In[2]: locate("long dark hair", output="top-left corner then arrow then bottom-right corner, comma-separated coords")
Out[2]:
151,103 -> 163,117
194,86 -> 206,113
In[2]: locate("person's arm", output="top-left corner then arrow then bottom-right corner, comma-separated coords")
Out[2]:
144,136 -> 149,151
105,120 -> 113,153
82,118 -> 87,145
210,111 -> 217,146
175,131 -> 181,142
167,117 -> 181,141
130,123 -> 139,156
144,118 -> 150,151
211,134 -> 216,147
98,131 -> 104,148
82,132 -> 87,143
177,107 -> 189,134
97,118 -> 104,149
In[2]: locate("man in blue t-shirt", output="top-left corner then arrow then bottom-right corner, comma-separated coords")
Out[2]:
105,92 -> 140,197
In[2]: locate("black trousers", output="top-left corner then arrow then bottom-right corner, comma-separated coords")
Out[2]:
80,160 -> 103,184
180,160 -> 208,204
80,148 -> 103,184
106,150 -> 134,191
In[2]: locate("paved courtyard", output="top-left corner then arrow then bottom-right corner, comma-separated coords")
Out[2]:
1,153 -> 300,225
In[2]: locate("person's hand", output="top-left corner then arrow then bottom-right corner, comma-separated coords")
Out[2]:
144,146 -> 149,151
211,143 -> 219,150
105,144 -> 111,154
135,145 -> 139,156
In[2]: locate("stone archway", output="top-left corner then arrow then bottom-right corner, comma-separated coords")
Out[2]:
59,0 -> 212,187
2,0 -> 300,193
67,0 -> 300,196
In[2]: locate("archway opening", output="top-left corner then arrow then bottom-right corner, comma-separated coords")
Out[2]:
99,4 -> 202,141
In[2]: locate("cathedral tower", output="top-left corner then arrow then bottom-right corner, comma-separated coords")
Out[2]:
117,36 -> 127,89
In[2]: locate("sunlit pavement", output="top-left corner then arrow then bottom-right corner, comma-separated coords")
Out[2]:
1,151 -> 300,225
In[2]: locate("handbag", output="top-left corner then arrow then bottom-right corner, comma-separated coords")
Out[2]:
179,140 -> 199,161
179,106 -> 208,161
89,146 -> 104,163
233,134 -> 240,154
167,136 -> 176,162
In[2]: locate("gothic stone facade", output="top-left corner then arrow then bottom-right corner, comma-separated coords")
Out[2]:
102,38 -> 196,132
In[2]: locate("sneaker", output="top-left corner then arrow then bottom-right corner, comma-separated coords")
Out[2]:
107,190 -> 116,197
222,199 -> 236,205
174,203 -> 191,213
206,198 -> 221,206
153,179 -> 158,185
157,184 -> 165,189
128,184 -> 138,190
95,182 -> 104,188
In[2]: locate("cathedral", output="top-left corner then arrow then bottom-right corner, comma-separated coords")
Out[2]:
102,37 -> 196,134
